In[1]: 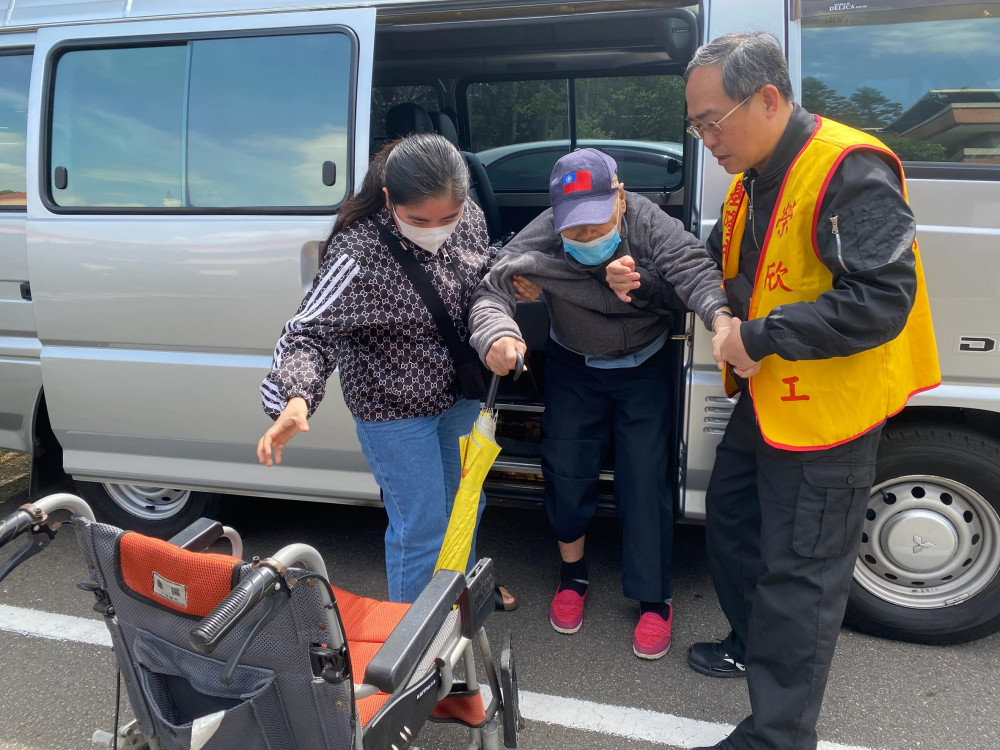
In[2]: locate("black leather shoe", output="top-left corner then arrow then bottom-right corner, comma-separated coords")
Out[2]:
687,641 -> 746,678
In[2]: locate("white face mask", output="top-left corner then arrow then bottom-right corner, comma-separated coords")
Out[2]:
393,208 -> 462,254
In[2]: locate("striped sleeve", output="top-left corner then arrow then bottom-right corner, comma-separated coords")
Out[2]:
260,252 -> 360,419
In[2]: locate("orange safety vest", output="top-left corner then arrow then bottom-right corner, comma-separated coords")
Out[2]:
720,117 -> 940,450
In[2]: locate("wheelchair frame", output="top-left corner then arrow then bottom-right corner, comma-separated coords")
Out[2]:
0,493 -> 522,750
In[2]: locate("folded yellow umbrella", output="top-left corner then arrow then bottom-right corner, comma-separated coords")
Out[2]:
435,353 -> 523,574
434,407 -> 501,573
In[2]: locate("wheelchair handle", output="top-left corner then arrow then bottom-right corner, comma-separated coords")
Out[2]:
189,559 -> 285,655
0,507 -> 37,549
0,494 -> 96,549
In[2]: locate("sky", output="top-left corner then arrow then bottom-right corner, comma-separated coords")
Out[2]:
801,14 -> 1000,112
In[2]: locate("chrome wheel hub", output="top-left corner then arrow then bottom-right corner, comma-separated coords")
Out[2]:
102,483 -> 191,521
856,475 -> 1000,609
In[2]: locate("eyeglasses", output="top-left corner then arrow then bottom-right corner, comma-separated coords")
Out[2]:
686,91 -> 756,140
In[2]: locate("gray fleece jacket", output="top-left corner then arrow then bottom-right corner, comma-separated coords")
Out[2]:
468,191 -> 727,360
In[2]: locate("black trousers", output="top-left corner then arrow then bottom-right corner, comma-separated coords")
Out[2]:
706,392 -> 880,750
540,340 -> 673,602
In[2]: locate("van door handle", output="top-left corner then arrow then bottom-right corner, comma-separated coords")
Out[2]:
300,241 -> 321,292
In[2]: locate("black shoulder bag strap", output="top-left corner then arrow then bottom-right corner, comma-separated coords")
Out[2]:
374,223 -> 487,399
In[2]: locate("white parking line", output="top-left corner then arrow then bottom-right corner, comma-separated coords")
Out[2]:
0,604 -> 876,750
0,603 -> 111,647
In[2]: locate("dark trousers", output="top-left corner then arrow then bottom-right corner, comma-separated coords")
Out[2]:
706,393 -> 880,750
540,341 -> 673,602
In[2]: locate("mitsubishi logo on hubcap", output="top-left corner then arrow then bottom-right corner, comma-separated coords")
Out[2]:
913,534 -> 936,554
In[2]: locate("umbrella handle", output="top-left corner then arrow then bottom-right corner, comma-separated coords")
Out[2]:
484,351 -> 523,410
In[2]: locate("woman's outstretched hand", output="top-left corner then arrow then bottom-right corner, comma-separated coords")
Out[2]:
257,397 -> 309,467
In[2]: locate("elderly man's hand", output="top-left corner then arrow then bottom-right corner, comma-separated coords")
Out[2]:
486,336 -> 527,376
513,275 -> 542,302
606,255 -> 641,303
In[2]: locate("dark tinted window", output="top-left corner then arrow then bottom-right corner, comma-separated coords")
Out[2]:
484,148 -> 566,191
604,147 -> 683,191
802,6 -> 1000,164
483,143 -> 682,192
468,75 -> 684,192
468,80 -> 570,152
0,54 -> 32,209
370,85 -> 440,140
575,76 -> 685,143
50,32 -> 354,210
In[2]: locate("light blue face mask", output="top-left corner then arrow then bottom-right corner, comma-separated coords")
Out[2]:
561,208 -> 621,266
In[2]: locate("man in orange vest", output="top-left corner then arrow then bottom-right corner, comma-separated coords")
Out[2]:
680,32 -> 939,750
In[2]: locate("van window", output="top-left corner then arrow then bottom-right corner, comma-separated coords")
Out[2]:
0,53 -> 32,209
370,85 -> 440,142
467,75 -> 684,192
801,7 -> 1000,165
49,32 -> 354,211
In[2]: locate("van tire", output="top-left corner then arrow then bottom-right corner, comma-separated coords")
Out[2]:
844,423 -> 1000,644
75,480 -> 222,539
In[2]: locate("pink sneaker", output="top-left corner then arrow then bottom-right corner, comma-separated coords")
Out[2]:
549,586 -> 587,634
633,607 -> 673,659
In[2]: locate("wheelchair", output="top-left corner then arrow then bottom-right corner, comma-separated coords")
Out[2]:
0,493 -> 522,750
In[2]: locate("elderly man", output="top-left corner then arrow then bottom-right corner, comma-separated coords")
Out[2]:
468,148 -> 732,659
680,32 -> 940,750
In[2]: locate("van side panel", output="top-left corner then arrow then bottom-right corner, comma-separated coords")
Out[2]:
26,9 -> 378,501
906,178 -> 1000,386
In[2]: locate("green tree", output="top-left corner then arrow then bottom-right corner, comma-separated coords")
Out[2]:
577,77 -> 685,143
848,86 -> 904,129
467,80 -> 568,151
467,75 -> 686,152
801,76 -> 856,122
878,133 -> 947,162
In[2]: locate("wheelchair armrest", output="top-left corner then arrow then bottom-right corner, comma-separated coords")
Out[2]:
363,569 -> 466,694
168,518 -> 224,552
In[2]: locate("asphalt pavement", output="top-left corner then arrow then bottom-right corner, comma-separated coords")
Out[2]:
1,453 -> 999,750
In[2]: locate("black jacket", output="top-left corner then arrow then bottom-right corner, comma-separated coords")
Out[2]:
705,105 -> 918,362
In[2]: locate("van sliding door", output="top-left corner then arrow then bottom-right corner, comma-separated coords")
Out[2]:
28,9 -> 378,502
0,46 -> 37,454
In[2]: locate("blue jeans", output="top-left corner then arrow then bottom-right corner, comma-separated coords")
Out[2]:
354,398 -> 486,603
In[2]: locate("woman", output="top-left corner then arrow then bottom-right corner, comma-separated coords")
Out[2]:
257,133 -> 517,606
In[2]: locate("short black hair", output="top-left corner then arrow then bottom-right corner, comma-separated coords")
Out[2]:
685,31 -> 794,103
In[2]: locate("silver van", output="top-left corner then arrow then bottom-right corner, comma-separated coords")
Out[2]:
2,0 -> 999,644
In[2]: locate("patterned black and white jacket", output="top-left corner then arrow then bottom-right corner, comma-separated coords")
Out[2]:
261,199 -> 492,423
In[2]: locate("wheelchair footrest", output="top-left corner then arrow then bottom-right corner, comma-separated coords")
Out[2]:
429,682 -> 486,726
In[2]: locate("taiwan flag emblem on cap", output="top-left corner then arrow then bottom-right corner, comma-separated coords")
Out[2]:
562,171 -> 592,194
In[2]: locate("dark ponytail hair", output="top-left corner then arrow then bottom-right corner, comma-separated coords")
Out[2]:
329,132 -> 469,240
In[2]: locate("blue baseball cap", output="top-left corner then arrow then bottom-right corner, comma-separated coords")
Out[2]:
549,148 -> 619,233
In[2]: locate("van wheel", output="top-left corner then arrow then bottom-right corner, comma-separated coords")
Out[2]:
75,480 -> 221,539
844,424 -> 1000,644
